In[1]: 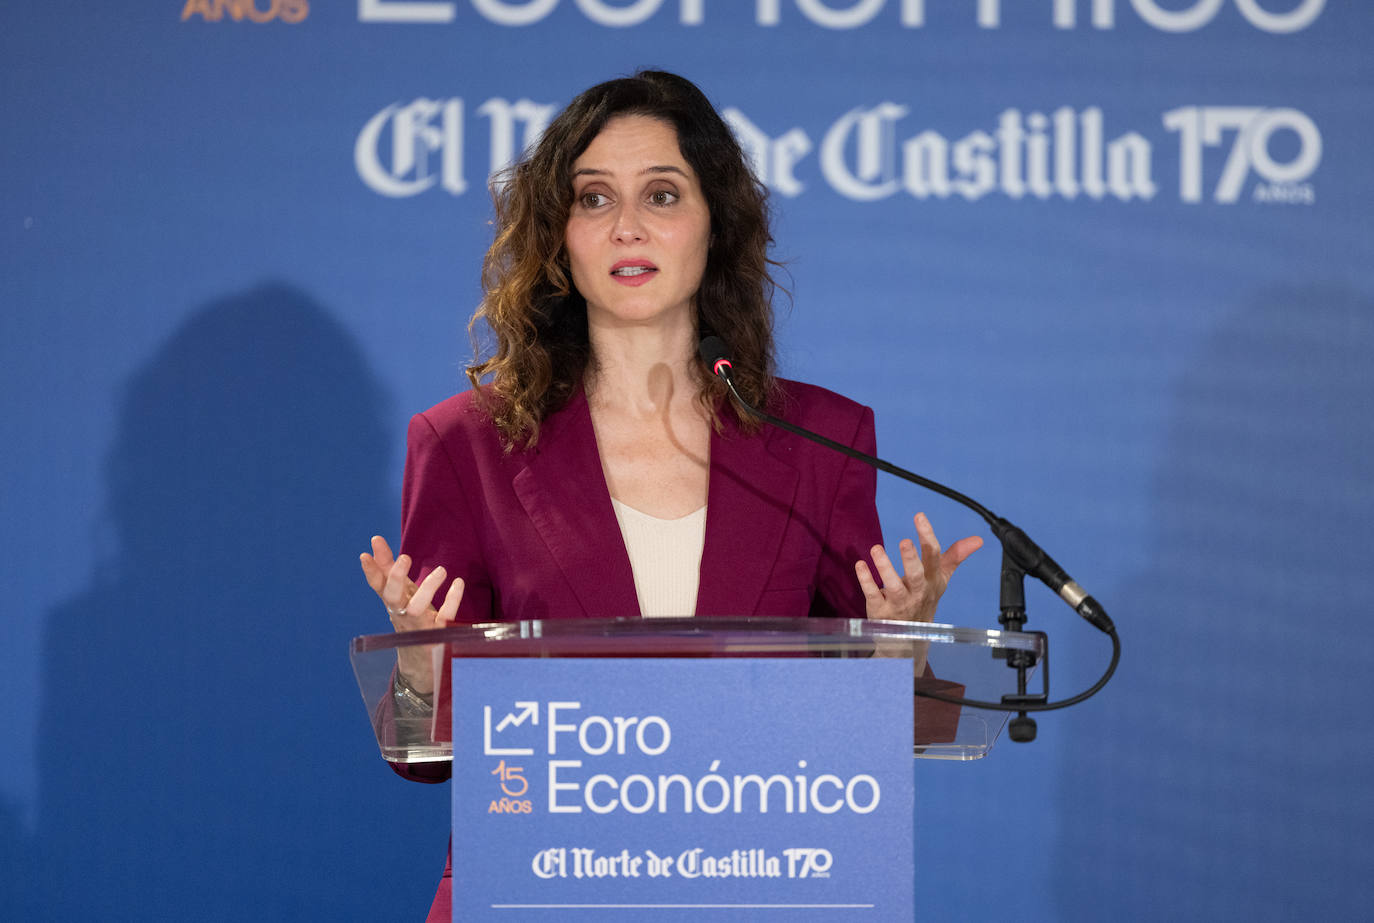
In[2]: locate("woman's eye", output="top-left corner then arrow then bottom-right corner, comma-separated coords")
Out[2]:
648,189 -> 678,206
579,192 -> 608,208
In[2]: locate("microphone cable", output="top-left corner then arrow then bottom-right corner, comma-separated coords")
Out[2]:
700,335 -> 1120,715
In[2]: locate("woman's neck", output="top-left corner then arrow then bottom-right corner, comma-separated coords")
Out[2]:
584,317 -> 712,521
585,320 -> 700,417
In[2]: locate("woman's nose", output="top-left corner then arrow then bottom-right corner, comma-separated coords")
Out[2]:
611,204 -> 646,243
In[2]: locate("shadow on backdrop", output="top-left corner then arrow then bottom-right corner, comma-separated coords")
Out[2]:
1051,286 -> 1374,921
29,284 -> 448,919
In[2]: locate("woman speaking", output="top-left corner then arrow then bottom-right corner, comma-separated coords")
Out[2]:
359,69 -> 980,919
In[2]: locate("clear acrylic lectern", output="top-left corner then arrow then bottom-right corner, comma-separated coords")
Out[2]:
351,617 -> 1045,762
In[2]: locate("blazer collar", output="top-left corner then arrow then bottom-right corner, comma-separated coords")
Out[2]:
695,407 -> 799,616
512,388 -> 640,618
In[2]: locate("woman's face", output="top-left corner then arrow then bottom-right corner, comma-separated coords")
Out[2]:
565,115 -> 711,335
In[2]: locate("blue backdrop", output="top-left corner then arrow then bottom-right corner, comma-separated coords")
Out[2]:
3,2 -> 1370,919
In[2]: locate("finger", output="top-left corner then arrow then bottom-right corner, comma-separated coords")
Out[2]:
383,554 -> 415,610
360,553 -> 387,594
436,577 -> 465,625
407,565 -> 447,619
370,535 -> 396,570
940,535 -> 985,577
854,560 -> 883,601
913,513 -> 943,582
862,543 -> 895,587
873,543 -> 917,601
897,538 -> 922,583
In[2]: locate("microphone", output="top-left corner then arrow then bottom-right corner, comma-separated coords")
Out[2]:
698,335 -> 1114,635
700,336 -> 735,382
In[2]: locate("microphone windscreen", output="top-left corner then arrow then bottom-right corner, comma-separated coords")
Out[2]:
698,335 -> 731,369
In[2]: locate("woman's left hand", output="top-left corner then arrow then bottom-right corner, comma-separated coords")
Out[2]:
856,513 -> 983,623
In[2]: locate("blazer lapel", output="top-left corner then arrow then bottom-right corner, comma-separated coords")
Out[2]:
695,413 -> 799,616
512,390 -> 641,618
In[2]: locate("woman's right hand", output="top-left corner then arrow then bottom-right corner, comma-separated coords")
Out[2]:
360,535 -> 465,631
360,535 -> 464,694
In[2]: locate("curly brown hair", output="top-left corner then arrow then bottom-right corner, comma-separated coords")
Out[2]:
467,69 -> 780,449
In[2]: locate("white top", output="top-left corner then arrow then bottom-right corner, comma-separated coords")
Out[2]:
610,499 -> 707,618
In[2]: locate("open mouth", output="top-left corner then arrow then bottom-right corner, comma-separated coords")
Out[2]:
609,261 -> 658,285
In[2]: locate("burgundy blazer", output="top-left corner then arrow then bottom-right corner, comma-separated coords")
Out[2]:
399,378 -> 881,623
